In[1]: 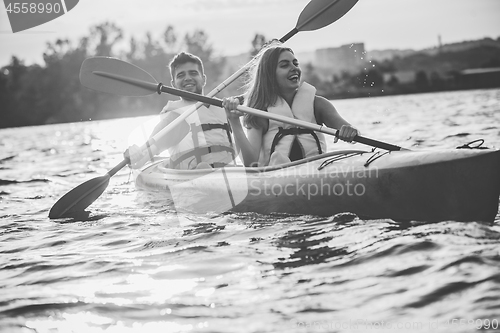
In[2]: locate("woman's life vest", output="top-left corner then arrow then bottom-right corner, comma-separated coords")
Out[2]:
162,100 -> 235,169
259,82 -> 327,166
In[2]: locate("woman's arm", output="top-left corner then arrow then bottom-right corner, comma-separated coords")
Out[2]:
314,96 -> 359,143
227,115 -> 263,167
224,97 -> 263,167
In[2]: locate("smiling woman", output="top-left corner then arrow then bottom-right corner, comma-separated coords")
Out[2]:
223,42 -> 359,167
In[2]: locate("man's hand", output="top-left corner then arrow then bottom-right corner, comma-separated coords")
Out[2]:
124,143 -> 158,169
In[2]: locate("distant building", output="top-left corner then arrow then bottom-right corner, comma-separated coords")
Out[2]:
422,37 -> 500,56
314,43 -> 367,80
456,67 -> 500,89
367,49 -> 416,62
383,71 -> 417,85
367,37 -> 500,62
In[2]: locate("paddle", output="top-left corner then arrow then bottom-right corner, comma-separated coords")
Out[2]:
124,0 -> 360,147
49,161 -> 127,219
82,57 -> 405,152
281,0 -> 359,41
49,0 -> 359,219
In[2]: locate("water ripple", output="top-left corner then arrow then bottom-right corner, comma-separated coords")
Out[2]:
0,90 -> 499,332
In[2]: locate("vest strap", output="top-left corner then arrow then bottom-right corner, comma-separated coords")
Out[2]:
190,123 -> 202,164
170,145 -> 235,169
201,123 -> 233,145
210,162 -> 228,169
270,127 -> 323,157
200,123 -> 230,132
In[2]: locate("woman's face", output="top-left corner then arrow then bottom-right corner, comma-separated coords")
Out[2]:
275,50 -> 301,92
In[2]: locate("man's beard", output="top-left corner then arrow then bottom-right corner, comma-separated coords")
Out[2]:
183,87 -> 202,101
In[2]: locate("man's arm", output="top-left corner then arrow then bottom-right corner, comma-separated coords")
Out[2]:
151,112 -> 190,153
124,112 -> 190,169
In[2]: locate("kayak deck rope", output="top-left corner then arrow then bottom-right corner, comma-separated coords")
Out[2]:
317,152 -> 365,170
363,151 -> 390,167
456,139 -> 489,150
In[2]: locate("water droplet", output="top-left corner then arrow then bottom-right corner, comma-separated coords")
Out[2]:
160,308 -> 172,315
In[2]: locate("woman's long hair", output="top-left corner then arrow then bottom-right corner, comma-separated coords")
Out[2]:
243,41 -> 294,131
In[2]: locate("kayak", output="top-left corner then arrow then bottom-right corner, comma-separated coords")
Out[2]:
135,148 -> 500,222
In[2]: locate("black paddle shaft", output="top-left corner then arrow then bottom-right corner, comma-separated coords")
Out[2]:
279,28 -> 299,43
158,84 -> 403,152
159,84 -> 223,107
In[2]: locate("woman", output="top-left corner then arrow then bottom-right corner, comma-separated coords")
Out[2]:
223,41 -> 359,167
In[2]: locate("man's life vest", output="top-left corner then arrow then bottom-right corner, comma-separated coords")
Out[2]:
162,100 -> 235,169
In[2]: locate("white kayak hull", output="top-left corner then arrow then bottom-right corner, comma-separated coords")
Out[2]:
135,149 -> 500,222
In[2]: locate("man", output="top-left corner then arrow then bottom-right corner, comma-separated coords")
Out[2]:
125,52 -> 235,169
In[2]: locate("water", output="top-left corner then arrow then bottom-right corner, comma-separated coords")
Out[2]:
1,89 -> 500,333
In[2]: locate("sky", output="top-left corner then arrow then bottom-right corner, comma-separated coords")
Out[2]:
1,0 -> 499,66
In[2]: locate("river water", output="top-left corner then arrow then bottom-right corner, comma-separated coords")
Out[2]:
1,89 -> 500,333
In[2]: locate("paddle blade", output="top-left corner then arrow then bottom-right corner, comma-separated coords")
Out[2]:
49,175 -> 110,219
80,57 -> 158,97
296,0 -> 359,32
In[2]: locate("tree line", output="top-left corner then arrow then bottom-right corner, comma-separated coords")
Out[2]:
0,22 -> 245,128
1,22 -> 499,129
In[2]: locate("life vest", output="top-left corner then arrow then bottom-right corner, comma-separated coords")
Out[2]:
259,82 -> 327,166
162,100 -> 235,169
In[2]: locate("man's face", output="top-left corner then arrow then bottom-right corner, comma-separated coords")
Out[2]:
171,62 -> 206,95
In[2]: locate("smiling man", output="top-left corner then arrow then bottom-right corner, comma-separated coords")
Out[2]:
125,52 -> 236,170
